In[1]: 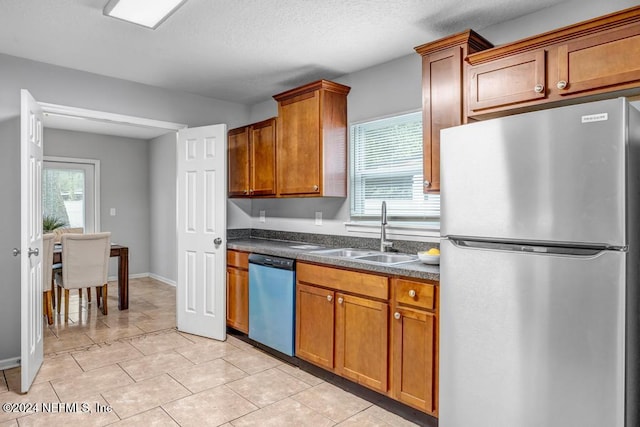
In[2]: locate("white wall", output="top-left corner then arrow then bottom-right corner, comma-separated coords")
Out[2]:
0,53 -> 250,363
240,0 -> 639,237
44,128 -> 151,277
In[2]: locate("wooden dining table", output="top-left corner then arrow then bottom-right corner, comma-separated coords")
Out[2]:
53,244 -> 129,310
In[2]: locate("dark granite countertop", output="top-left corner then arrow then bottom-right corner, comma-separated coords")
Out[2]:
227,238 -> 440,282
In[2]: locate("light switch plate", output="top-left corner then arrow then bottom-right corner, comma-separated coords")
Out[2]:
315,211 -> 322,225
110,208 -> 116,216
259,210 -> 266,223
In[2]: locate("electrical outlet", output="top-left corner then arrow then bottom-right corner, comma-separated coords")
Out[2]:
315,211 -> 322,226
259,210 -> 266,223
110,208 -> 116,216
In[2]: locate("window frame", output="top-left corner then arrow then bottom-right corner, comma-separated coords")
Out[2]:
43,156 -> 101,233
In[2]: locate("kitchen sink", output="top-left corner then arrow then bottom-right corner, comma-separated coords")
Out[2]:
312,248 -> 418,265
355,254 -> 418,264
312,248 -> 377,257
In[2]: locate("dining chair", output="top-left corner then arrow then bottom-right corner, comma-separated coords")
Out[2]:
52,227 -> 95,306
55,232 -> 111,322
42,233 -> 55,325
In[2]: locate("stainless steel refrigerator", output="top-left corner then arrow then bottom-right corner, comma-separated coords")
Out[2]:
439,98 -> 640,427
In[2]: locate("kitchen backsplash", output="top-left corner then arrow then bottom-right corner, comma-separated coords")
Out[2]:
228,228 -> 439,253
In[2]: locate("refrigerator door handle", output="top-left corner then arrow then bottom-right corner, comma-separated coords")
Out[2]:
448,238 -> 609,257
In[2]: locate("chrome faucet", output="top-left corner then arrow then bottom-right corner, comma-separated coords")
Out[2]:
380,201 -> 393,252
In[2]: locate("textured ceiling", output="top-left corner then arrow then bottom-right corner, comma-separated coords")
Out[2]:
0,0 -> 568,105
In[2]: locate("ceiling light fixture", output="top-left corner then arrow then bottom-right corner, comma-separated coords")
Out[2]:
103,0 -> 188,29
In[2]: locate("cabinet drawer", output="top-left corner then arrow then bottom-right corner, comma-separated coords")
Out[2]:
227,250 -> 249,269
393,278 -> 436,310
297,262 -> 388,300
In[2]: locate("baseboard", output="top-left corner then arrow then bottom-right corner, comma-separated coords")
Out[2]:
107,272 -> 149,281
0,356 -> 20,371
148,273 -> 176,287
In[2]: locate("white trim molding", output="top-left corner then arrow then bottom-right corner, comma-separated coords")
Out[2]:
0,356 -> 20,371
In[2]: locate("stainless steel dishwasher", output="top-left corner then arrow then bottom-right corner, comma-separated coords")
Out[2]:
248,253 -> 296,356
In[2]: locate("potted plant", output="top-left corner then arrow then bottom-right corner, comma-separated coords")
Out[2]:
43,214 -> 67,233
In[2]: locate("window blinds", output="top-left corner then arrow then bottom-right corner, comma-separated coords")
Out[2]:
350,111 -> 440,220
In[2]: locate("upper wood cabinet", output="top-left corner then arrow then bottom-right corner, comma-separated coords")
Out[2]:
273,80 -> 350,197
467,5 -> 640,117
228,118 -> 276,197
415,31 -> 493,193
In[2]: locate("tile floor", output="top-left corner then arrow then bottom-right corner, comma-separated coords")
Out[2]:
0,277 -> 418,426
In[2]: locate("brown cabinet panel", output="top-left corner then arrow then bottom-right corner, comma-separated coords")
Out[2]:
226,266 -> 249,333
468,50 -> 547,114
295,282 -> 335,369
394,279 -> 436,310
227,250 -> 249,269
274,80 -> 350,197
335,293 -> 389,393
228,126 -> 250,197
557,24 -> 640,96
249,118 -> 277,196
391,306 -> 436,413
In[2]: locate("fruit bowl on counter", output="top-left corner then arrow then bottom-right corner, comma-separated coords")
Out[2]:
418,248 -> 440,265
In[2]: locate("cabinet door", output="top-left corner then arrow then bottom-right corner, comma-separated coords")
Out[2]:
422,47 -> 463,193
250,118 -> 276,196
468,50 -> 546,114
296,283 -> 334,369
277,92 -> 321,195
557,24 -> 640,96
335,293 -> 389,393
392,306 -> 436,414
226,267 -> 249,333
228,126 -> 250,197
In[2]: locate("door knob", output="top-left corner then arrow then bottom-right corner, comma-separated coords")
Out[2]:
12,248 -> 20,257
394,312 -> 401,320
214,238 -> 222,245
27,248 -> 39,257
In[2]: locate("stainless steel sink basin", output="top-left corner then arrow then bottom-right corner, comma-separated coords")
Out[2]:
312,248 -> 376,257
355,254 -> 418,264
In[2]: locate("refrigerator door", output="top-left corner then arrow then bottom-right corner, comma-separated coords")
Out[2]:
439,238 -> 626,427
440,98 -> 627,247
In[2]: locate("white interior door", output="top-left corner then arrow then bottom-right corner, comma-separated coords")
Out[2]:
20,89 -> 44,392
176,124 -> 227,340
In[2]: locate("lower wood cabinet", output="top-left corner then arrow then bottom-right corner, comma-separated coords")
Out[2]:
226,250 -> 249,333
295,262 -> 439,415
391,278 -> 439,415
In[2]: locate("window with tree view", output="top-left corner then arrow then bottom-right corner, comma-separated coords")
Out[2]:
350,111 -> 440,220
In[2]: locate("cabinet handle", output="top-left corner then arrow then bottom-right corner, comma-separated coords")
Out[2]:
424,180 -> 431,188
313,185 -> 319,192
327,295 -> 333,302
557,80 -> 567,90
408,289 -> 416,298
338,297 -> 344,304
394,312 -> 401,320
534,84 -> 544,93
249,189 -> 254,194
243,189 -> 248,194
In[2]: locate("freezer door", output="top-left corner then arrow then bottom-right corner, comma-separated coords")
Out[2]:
439,238 -> 626,427
440,98 -> 627,247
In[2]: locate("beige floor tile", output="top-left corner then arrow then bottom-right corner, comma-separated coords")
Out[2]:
338,406 -> 419,427
51,364 -> 134,402
0,382 -> 59,423
169,358 -> 246,393
230,397 -> 334,427
128,331 -> 192,355
0,371 -> 9,393
102,374 -> 190,419
33,354 -> 83,384
84,324 -> 146,343
175,340 -> 242,364
15,395 -> 119,427
71,341 -> 144,371
162,385 -> 257,427
99,311 -> 152,328
225,335 -> 254,351
223,348 -> 282,375
226,368 -> 312,408
135,317 -> 177,333
120,351 -> 194,381
0,420 -> 17,427
44,332 -> 95,354
276,363 -> 324,386
108,407 -> 179,426
291,382 -> 372,423
3,368 -> 19,392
